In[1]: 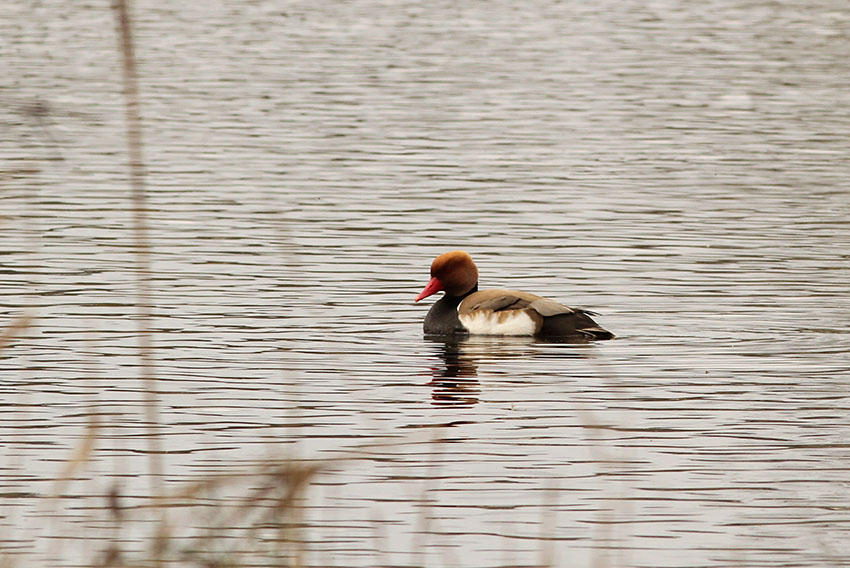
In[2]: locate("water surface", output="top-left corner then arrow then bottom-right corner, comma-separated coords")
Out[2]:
1,1 -> 849,566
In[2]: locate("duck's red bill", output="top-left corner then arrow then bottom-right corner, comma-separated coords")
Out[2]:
415,277 -> 443,302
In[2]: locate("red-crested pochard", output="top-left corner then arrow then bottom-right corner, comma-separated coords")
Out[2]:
415,251 -> 613,340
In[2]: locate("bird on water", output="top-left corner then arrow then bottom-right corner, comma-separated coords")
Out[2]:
415,250 -> 613,340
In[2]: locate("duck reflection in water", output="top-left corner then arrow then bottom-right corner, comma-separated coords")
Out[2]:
425,335 -> 596,408
426,337 -> 480,407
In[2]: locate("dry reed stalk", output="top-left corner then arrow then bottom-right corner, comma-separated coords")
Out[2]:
111,0 -> 160,491
161,460 -> 324,567
112,0 -> 166,562
539,483 -> 558,568
0,310 -> 35,353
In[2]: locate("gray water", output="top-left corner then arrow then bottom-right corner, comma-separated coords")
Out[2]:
2,1 -> 850,566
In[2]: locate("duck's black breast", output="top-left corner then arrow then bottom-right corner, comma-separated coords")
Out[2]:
423,294 -> 468,336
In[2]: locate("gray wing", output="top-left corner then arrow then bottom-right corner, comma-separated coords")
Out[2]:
460,289 -> 574,317
528,298 -> 575,317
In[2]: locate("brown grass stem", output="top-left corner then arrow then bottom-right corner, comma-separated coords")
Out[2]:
0,310 -> 36,353
111,0 -> 165,555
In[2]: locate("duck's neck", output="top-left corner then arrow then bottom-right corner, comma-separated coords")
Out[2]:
423,285 -> 478,336
445,284 -> 478,305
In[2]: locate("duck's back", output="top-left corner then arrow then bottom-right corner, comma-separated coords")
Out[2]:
459,289 -> 613,340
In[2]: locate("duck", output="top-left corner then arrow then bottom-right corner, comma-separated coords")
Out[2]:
415,250 -> 613,340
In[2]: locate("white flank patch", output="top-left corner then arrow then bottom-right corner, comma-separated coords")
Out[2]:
459,310 -> 536,336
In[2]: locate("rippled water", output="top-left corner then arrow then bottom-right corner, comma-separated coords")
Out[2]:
2,0 -> 850,566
